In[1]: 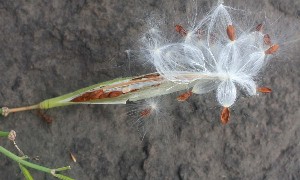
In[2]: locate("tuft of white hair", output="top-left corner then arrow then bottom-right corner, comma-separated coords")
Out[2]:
126,97 -> 172,140
140,1 -> 280,108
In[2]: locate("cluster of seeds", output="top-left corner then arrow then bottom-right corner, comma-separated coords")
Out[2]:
141,1 -> 279,124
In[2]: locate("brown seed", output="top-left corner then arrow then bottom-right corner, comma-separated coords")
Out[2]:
177,91 -> 193,101
128,89 -> 139,93
71,89 -> 109,102
140,108 -> 152,118
263,34 -> 271,46
37,109 -> 53,124
71,91 -> 94,102
89,89 -> 105,99
108,91 -> 123,98
175,25 -> 187,36
265,44 -> 279,54
98,92 -> 110,99
71,93 -> 89,102
221,107 -> 230,125
257,87 -> 272,93
227,25 -> 236,41
256,23 -> 263,32
132,73 -> 160,80
142,73 -> 160,79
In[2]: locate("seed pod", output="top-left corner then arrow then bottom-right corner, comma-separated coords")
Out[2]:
221,107 -> 230,125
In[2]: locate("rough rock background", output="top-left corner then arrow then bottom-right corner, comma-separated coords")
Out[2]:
0,0 -> 299,179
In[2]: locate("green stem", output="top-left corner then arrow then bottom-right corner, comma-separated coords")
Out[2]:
0,131 -> 9,137
0,146 -> 51,173
55,166 -> 71,172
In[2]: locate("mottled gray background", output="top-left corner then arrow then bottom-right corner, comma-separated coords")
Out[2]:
0,0 -> 299,179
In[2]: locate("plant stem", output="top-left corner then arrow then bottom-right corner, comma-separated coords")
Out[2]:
0,131 -> 9,137
0,146 -> 73,179
8,104 -> 40,113
0,146 -> 51,173
1,104 -> 40,117
55,166 -> 71,172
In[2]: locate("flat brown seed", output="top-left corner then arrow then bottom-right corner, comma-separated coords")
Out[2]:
132,73 -> 160,80
256,23 -> 263,32
37,109 -> 53,124
129,89 -> 139,93
108,91 -> 123,98
71,93 -> 90,102
71,89 -> 105,102
257,87 -> 272,93
265,44 -> 279,54
98,92 -> 110,99
175,24 -> 187,36
177,91 -> 193,101
221,107 -> 230,125
140,108 -> 152,118
227,25 -> 236,41
89,89 -> 105,99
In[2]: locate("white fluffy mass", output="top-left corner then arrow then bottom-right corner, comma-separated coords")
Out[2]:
141,1 -> 279,107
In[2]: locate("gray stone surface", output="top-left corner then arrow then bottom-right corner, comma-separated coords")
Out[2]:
0,0 -> 299,179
